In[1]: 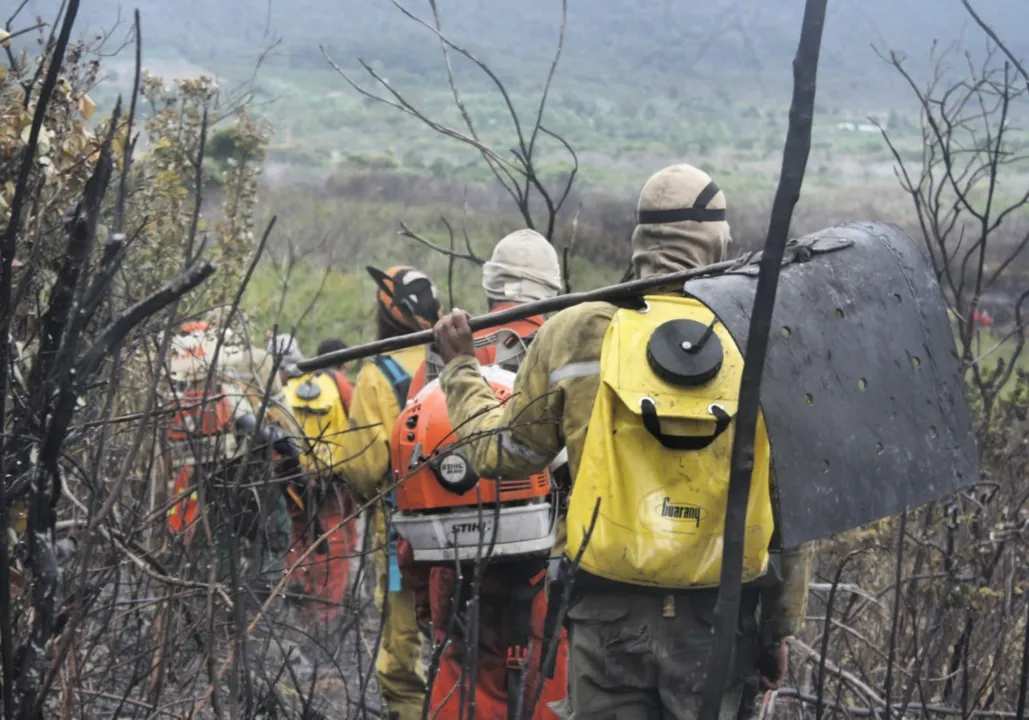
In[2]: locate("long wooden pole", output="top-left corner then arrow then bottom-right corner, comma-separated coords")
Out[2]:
698,2 -> 828,719
295,257 -> 740,372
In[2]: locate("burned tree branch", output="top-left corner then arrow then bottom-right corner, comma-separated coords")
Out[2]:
540,125 -> 579,229
77,261 -> 217,382
2,22 -> 46,44
326,0 -> 578,245
527,0 -> 567,160
961,1 -> 1029,92
394,0 -> 524,205
699,1 -> 827,719
320,49 -> 518,176
113,10 -> 141,236
877,15 -> 1029,428
397,220 -> 485,267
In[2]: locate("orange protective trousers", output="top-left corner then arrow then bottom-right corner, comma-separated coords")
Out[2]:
286,488 -> 359,623
429,627 -> 569,719
400,540 -> 569,719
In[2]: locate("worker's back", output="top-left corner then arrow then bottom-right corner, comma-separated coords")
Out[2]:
283,369 -> 353,475
280,367 -> 360,623
162,323 -> 301,590
433,162 -> 812,719
394,317 -> 569,720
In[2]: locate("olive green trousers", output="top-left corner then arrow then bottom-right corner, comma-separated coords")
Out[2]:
565,589 -> 758,720
373,506 -> 426,720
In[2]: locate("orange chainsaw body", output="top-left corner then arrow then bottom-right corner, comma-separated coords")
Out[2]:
391,342 -> 559,563
392,371 -> 550,512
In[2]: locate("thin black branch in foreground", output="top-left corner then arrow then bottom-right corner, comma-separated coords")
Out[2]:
698,1 -> 827,719
883,511 -> 908,720
0,0 -> 80,265
779,686 -> 1024,718
961,1 -> 1029,92
2,22 -> 46,43
113,9 -> 142,236
0,1 -> 80,712
815,550 -> 866,720
524,497 -> 601,718
22,81 -> 116,720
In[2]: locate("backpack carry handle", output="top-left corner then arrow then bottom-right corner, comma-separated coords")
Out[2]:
639,398 -> 731,451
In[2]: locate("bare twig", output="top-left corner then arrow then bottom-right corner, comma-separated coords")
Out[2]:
113,10 -> 141,236
330,0 -> 578,247
398,221 -> 484,267
2,22 -> 46,43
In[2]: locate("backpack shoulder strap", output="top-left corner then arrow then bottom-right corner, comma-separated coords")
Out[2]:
328,370 -> 354,415
371,357 -> 409,594
372,355 -> 411,409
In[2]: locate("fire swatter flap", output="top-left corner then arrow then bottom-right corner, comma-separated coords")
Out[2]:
683,221 -> 979,548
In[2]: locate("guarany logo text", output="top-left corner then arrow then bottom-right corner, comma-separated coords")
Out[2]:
660,497 -> 703,527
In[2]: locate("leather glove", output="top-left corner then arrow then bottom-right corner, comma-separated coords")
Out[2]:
757,637 -> 788,690
433,310 -> 475,364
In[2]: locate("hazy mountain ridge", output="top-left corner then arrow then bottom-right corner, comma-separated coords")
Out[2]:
21,0 -> 1029,108
14,0 -> 1029,194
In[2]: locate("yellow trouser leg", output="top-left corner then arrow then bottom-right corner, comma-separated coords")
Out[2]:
373,506 -> 425,720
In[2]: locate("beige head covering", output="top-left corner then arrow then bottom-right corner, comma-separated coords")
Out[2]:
482,228 -> 563,304
266,333 -> 304,364
169,325 -> 284,396
630,163 -> 732,279
266,333 -> 305,378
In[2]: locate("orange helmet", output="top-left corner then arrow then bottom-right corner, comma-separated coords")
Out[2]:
179,320 -> 211,334
367,265 -> 440,332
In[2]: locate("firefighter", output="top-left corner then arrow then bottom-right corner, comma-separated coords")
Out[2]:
339,265 -> 441,720
397,228 -> 569,719
281,335 -> 359,623
164,313 -> 299,587
431,164 -> 813,719
407,228 -> 563,397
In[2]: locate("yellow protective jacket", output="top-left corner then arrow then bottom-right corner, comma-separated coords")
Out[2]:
340,345 -> 425,500
439,298 -> 813,637
340,345 -> 428,717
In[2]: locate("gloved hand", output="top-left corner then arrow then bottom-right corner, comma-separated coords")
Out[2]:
757,637 -> 788,690
433,310 -> 476,364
